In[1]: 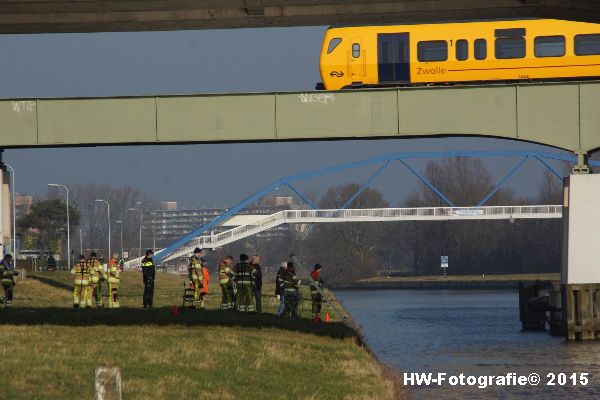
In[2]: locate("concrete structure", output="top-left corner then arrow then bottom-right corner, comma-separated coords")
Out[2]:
0,167 -> 11,256
2,82 -> 599,166
562,174 -> 600,285
159,201 -> 177,211
561,174 -> 600,340
15,194 -> 33,220
145,201 -> 295,244
0,1 -> 598,34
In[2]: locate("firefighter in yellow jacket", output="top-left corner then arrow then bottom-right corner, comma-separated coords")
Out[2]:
88,252 -> 105,308
70,254 -> 91,308
107,253 -> 121,308
188,248 -> 204,308
218,256 -> 235,310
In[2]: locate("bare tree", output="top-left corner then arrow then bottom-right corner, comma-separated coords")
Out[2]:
56,184 -> 157,259
303,183 -> 389,285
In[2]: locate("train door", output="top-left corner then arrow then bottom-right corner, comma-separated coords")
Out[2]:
378,33 -> 410,83
349,37 -> 365,83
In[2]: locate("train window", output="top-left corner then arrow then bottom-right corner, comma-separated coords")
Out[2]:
575,34 -> 600,55
534,36 -> 565,57
456,39 -> 468,61
417,40 -> 448,62
474,39 -> 487,60
352,43 -> 361,58
495,38 -> 525,59
495,28 -> 526,38
327,38 -> 342,54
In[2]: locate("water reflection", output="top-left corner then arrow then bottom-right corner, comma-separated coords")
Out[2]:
335,289 -> 600,399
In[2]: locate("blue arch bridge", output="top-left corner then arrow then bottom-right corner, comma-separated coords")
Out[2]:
124,149 -> 600,268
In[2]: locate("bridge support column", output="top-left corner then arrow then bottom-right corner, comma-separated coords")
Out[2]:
0,151 -> 13,257
572,151 -> 589,174
561,174 -> 600,340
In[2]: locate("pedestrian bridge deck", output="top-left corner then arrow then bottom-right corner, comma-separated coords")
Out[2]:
125,204 -> 561,268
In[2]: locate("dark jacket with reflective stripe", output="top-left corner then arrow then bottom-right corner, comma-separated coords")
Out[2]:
233,262 -> 255,285
141,257 -> 155,280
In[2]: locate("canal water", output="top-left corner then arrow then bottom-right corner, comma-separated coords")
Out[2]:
335,289 -> 600,399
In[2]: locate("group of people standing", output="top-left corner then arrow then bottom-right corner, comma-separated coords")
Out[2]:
195,250 -> 326,320
276,261 -> 324,320
70,252 -> 121,308
213,252 -> 263,313
1,248 -> 326,320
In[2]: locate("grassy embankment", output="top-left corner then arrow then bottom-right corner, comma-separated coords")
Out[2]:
359,273 -> 560,284
0,271 -> 404,400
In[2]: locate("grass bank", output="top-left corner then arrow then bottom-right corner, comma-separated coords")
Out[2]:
0,272 -> 405,400
353,273 -> 560,289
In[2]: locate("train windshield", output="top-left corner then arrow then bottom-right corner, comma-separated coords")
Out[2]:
327,38 -> 342,54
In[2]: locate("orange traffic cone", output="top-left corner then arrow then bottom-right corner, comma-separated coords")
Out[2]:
171,305 -> 180,317
324,312 -> 331,322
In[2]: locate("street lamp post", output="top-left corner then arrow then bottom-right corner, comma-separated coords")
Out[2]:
94,199 -> 110,261
48,183 -> 70,268
4,164 -> 16,260
150,212 -> 157,253
116,220 -> 123,259
127,206 -> 143,258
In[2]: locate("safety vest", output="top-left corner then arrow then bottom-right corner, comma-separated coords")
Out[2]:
218,262 -> 234,285
188,256 -> 203,284
0,260 -> 17,286
234,262 -> 254,285
310,271 -> 322,294
108,264 -> 120,284
141,259 -> 155,280
89,259 -> 104,283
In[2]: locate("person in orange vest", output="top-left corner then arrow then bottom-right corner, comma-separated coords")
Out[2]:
199,256 -> 210,309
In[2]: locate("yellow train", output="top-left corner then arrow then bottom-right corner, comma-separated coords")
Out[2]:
317,19 -> 600,90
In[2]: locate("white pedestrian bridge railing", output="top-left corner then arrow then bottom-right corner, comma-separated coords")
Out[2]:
138,205 -> 560,265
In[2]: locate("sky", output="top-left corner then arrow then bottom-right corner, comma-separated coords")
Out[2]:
1,26 -> 569,209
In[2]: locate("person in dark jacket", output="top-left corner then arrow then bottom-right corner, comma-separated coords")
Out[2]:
0,254 -> 18,308
47,254 -> 57,271
251,255 -> 262,312
233,253 -> 257,313
141,249 -> 156,308
276,261 -> 289,316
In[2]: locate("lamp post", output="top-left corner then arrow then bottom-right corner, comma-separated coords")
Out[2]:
4,164 -> 16,260
127,205 -> 143,258
94,199 -> 110,261
115,220 -> 123,259
79,228 -> 83,255
48,183 -> 70,268
150,212 -> 157,253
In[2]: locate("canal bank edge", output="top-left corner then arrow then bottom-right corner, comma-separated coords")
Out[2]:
327,289 -> 411,400
344,273 -> 560,290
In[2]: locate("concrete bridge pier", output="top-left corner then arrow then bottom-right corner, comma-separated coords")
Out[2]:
0,150 -> 14,257
561,173 -> 600,340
